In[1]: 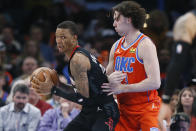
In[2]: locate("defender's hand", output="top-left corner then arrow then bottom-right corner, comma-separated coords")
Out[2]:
102,71 -> 126,95
108,71 -> 126,84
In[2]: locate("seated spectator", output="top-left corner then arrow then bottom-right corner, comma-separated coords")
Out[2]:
29,87 -> 53,116
170,112 -> 190,131
6,75 -> 52,116
47,94 -> 60,108
0,67 -> 8,103
170,89 -> 180,115
13,56 -> 38,81
162,89 -> 180,130
176,87 -> 195,117
187,74 -> 196,131
0,82 -> 41,130
0,42 -> 12,93
38,97 -> 80,131
0,25 -> 22,78
28,25 -> 55,64
22,40 -> 45,65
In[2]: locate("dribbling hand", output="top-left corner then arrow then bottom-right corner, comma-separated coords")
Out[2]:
30,72 -> 54,95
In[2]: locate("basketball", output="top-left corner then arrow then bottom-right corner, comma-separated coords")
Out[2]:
30,67 -> 59,90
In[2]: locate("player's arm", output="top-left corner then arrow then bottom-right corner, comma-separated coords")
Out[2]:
162,13 -> 196,103
106,42 -> 116,75
69,52 -> 90,98
51,53 -> 91,105
122,38 -> 161,92
102,38 -> 161,94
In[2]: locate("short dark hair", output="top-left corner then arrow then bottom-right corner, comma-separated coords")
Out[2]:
57,21 -> 78,36
170,112 -> 190,130
13,83 -> 29,96
112,1 -> 146,30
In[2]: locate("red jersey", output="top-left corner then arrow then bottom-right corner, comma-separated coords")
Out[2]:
114,33 -> 159,105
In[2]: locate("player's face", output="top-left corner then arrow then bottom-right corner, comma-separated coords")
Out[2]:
13,92 -> 29,112
55,28 -> 76,53
113,11 -> 130,36
181,90 -> 194,107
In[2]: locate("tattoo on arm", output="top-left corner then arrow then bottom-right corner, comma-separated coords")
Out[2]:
70,53 -> 90,98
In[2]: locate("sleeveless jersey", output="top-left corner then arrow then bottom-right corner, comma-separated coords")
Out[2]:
114,33 -> 159,105
69,46 -> 113,104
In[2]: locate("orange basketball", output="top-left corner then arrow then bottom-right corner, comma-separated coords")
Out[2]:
30,67 -> 59,90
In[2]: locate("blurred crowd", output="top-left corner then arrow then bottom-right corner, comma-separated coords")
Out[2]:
0,0 -> 196,130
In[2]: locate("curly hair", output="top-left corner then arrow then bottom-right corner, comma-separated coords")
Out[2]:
112,1 -> 146,30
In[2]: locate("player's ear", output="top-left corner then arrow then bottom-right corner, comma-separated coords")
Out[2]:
71,35 -> 78,43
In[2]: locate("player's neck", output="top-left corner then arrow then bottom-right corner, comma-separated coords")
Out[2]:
124,29 -> 140,46
66,44 -> 79,59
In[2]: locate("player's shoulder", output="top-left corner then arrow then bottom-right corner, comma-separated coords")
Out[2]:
138,35 -> 156,50
175,11 -> 196,27
139,35 -> 154,45
112,37 -> 124,49
72,52 -> 88,63
71,51 -> 90,70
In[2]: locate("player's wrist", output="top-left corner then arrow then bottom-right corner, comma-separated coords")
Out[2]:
161,94 -> 171,104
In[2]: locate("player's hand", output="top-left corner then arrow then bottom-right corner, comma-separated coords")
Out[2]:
30,73 -> 53,95
101,82 -> 123,95
158,102 -> 172,131
108,71 -> 126,84
102,71 -> 126,95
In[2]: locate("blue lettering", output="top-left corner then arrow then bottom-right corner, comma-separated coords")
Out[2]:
115,56 -> 135,72
120,57 -> 128,72
127,57 -> 135,72
115,56 -> 121,71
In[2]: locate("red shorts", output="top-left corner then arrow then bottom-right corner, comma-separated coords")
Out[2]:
115,99 -> 160,131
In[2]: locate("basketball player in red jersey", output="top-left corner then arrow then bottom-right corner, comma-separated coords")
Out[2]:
102,1 -> 161,131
